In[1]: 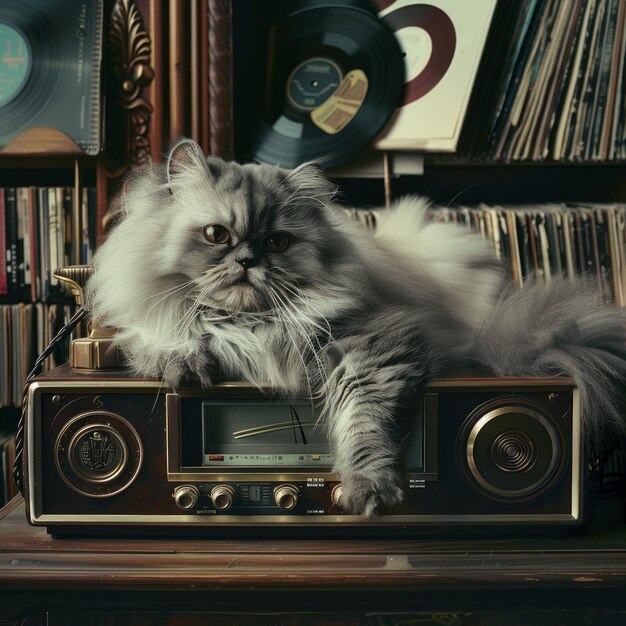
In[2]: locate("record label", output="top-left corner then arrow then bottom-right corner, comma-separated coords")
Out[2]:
287,57 -> 343,111
311,69 -> 369,134
0,23 -> 31,106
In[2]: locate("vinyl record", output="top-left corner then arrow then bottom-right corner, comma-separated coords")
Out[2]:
251,6 -> 405,169
0,0 -> 103,155
0,1 -> 62,137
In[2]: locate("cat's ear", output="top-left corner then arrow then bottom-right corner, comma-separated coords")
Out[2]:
286,161 -> 337,201
166,138 -> 219,187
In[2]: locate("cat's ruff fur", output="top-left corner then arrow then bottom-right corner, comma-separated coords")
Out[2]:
87,138 -> 626,516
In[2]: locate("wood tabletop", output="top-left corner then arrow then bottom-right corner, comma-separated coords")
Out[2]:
1,496 -> 626,613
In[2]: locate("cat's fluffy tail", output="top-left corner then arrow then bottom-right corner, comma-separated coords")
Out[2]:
472,277 -> 626,446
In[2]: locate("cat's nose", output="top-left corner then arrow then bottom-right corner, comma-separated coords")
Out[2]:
237,257 -> 258,269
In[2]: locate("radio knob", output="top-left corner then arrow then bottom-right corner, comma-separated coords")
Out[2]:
274,484 -> 299,510
173,485 -> 199,510
331,484 -> 344,508
210,485 -> 236,510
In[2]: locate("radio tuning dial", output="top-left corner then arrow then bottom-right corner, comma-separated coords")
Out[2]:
274,484 -> 299,510
210,485 -> 236,511
173,485 -> 199,511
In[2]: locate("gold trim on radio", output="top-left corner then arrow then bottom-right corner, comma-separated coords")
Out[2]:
31,512 -> 581,525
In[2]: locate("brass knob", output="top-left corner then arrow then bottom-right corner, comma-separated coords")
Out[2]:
274,484 -> 298,510
331,484 -> 344,508
173,485 -> 199,510
210,485 -> 236,510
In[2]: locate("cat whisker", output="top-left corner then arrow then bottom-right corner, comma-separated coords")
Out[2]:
270,276 -> 363,404
156,284 -> 216,388
123,279 -> 195,318
270,275 -> 333,340
171,284 -> 215,342
192,266 -> 228,291
268,278 -> 332,355
276,182 -> 307,210
270,284 -> 328,390
141,280 -> 197,324
267,287 -> 316,401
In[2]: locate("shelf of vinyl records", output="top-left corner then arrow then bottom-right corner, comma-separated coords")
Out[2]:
347,202 -> 626,305
459,0 -> 626,164
0,185 -> 96,410
428,203 -> 626,303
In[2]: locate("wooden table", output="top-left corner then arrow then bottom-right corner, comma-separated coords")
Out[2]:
1,496 -> 626,625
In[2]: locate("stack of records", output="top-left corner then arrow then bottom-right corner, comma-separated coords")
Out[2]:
347,202 -> 626,303
0,303 -> 73,408
0,186 -> 96,303
427,203 -> 626,303
466,0 -> 626,161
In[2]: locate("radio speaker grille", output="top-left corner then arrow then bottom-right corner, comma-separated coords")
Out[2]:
457,398 -> 568,503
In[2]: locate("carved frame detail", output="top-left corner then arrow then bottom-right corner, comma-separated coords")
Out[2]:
108,0 -> 155,171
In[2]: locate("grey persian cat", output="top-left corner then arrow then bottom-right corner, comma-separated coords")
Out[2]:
87,138 -> 626,516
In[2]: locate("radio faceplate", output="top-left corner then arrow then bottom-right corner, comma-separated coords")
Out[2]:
24,367 -> 584,535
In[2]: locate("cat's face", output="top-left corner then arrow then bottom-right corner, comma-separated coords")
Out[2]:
162,139 -> 345,314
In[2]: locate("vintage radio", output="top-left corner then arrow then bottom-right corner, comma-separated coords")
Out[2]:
21,269 -> 584,536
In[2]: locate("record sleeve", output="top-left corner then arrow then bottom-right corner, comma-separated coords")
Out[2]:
490,0 -> 548,160
603,0 -> 626,159
553,0 -> 597,160
586,0 -> 618,160
373,0 -> 497,151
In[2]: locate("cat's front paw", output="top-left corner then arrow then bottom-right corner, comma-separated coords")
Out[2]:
186,353 -> 214,388
339,467 -> 405,517
161,355 -> 213,389
160,360 -> 186,390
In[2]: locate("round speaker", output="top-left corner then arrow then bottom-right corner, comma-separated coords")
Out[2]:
55,411 -> 143,498
457,398 -> 568,503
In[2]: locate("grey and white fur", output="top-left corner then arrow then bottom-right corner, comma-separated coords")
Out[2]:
87,139 -> 626,516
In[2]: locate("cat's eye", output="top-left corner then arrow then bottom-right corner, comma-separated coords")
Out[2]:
264,232 -> 290,252
203,224 -> 231,245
